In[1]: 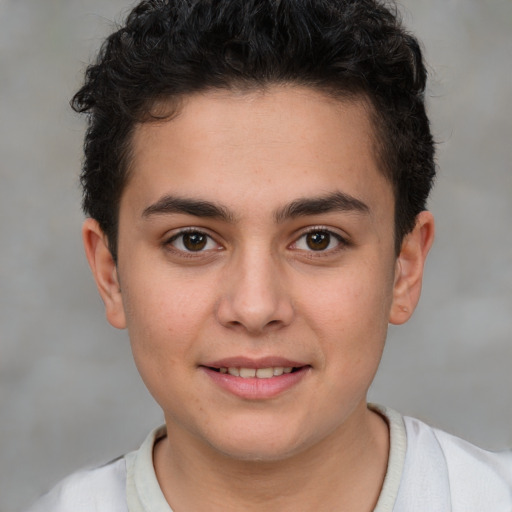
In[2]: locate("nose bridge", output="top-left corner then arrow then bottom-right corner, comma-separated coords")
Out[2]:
216,242 -> 293,333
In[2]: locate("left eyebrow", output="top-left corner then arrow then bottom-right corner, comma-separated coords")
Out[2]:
274,191 -> 370,223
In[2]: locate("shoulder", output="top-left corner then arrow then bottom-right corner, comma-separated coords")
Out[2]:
25,457 -> 128,512
402,415 -> 512,511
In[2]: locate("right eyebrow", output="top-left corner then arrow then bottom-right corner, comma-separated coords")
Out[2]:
141,195 -> 236,222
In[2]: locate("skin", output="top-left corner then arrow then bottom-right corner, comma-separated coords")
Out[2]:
83,86 -> 434,511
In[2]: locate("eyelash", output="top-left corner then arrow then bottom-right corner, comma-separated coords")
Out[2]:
164,226 -> 350,256
166,228 -> 221,255
291,227 -> 349,255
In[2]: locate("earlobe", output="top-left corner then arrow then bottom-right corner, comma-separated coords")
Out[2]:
389,211 -> 435,325
82,218 -> 127,329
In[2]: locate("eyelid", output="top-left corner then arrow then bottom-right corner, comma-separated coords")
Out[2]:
163,225 -> 350,256
165,227 -> 223,254
290,226 -> 350,253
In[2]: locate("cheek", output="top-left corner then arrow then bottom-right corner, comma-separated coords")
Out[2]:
298,263 -> 394,363
120,272 -> 214,365
306,265 -> 393,326
121,281 -> 208,407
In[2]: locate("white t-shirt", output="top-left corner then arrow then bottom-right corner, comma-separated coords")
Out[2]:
26,406 -> 512,512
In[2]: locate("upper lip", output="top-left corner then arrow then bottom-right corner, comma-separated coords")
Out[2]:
202,356 -> 308,369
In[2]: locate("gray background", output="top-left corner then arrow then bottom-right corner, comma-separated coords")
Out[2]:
1,0 -> 511,510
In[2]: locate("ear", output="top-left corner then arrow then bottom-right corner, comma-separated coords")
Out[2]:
82,218 -> 127,329
389,211 -> 435,325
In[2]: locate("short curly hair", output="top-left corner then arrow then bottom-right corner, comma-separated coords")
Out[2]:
72,0 -> 435,261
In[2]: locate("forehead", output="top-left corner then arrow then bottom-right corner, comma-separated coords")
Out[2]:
124,86 -> 392,219
136,87 -> 378,158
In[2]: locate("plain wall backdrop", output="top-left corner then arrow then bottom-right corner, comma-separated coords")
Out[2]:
1,1 -> 511,510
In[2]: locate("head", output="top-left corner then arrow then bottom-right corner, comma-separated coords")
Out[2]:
77,0 -> 436,462
72,0 -> 435,262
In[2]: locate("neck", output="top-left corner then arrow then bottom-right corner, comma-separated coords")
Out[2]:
154,403 -> 389,512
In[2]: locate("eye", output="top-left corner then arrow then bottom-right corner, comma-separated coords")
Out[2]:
293,229 -> 345,252
167,230 -> 220,253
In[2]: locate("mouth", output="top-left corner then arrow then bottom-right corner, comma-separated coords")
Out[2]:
200,360 -> 310,399
208,366 -> 302,378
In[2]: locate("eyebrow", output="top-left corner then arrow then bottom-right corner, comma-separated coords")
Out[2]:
142,191 -> 369,223
274,191 -> 370,223
142,195 -> 235,222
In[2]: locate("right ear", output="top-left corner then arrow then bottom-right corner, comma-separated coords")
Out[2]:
82,218 -> 127,329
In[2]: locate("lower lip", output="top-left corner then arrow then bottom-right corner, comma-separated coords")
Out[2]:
201,367 -> 310,400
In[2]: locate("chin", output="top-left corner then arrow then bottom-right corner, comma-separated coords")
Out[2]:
199,421 -> 316,463
212,440 -> 302,463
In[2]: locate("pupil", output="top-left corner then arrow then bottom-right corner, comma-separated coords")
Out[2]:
306,231 -> 330,251
183,232 -> 207,251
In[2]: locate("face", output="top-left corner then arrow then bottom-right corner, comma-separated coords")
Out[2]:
85,86 -> 431,461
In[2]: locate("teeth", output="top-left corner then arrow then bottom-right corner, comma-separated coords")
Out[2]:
220,366 -> 296,378
256,367 -> 274,379
239,368 -> 256,378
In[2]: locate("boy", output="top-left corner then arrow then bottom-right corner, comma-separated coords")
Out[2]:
27,0 -> 512,510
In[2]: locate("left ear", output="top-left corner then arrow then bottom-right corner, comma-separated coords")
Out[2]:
389,210 -> 435,325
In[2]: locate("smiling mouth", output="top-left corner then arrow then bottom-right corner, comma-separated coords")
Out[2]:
202,364 -> 310,399
208,366 -> 304,378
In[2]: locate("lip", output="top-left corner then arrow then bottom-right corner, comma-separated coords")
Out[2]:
200,357 -> 311,400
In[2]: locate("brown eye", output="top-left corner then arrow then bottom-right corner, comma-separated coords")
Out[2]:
292,229 -> 345,253
168,230 -> 218,253
182,232 -> 207,251
305,231 -> 331,251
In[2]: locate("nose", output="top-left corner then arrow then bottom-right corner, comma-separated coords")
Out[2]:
215,247 -> 294,334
